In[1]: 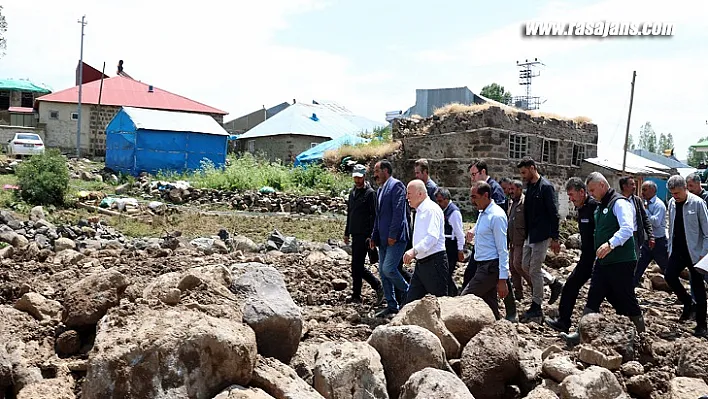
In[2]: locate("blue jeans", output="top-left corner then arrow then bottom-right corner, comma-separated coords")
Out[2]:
633,236 -> 669,287
378,241 -> 409,311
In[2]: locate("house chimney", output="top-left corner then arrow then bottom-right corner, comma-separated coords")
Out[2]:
148,85 -> 154,93
117,60 -> 124,74
293,98 -> 296,104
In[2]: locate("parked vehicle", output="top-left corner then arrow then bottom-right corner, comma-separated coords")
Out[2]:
7,133 -> 45,157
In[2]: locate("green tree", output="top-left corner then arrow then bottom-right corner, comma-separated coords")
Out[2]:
626,133 -> 635,151
0,6 -> 7,57
480,83 -> 512,105
638,122 -> 657,153
687,136 -> 708,168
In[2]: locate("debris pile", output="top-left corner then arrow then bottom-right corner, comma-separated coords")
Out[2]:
0,204 -> 705,399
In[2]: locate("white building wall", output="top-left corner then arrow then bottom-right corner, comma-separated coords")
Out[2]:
38,101 -> 91,153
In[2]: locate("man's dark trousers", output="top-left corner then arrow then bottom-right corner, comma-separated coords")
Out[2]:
461,259 -> 502,320
351,234 -> 381,298
585,260 -> 641,317
462,247 -> 515,318
445,239 -> 459,296
665,253 -> 707,329
633,237 -> 669,287
403,251 -> 449,306
556,254 -> 594,326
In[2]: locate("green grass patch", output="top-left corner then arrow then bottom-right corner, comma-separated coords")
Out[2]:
155,153 -> 352,196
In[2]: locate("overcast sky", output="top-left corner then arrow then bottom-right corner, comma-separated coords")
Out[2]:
2,0 -> 707,159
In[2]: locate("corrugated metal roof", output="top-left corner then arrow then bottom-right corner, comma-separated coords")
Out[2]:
584,151 -> 670,176
0,79 -> 51,94
122,106 -> 229,136
36,76 -> 227,115
237,102 -> 386,140
631,149 -> 692,169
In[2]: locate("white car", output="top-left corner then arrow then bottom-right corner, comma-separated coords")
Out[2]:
7,133 -> 45,157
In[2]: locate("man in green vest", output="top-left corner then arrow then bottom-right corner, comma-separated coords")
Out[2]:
561,172 -> 646,343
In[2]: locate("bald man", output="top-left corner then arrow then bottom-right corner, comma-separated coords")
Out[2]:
402,179 -> 449,305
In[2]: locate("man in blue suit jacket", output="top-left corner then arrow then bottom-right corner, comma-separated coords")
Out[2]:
370,159 -> 410,317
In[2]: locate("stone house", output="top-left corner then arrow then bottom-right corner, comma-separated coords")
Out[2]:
35,70 -> 227,157
0,79 -> 51,144
390,106 -> 599,217
236,101 -> 385,163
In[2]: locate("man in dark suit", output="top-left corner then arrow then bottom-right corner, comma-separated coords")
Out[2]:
370,159 -> 410,317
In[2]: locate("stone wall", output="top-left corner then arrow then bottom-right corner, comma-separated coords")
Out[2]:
240,134 -> 330,164
390,106 -> 600,217
0,125 -> 46,152
89,105 -> 121,156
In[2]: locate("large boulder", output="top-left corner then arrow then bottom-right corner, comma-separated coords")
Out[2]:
213,385 -> 276,399
14,292 -> 62,322
62,268 -> 129,328
390,295 -> 461,359
559,366 -> 625,399
313,341 -> 388,399
438,295 -> 495,348
16,366 -> 75,399
143,265 -> 243,320
669,377 -> 708,399
542,354 -> 581,383
578,313 -> 635,362
83,305 -> 257,399
230,263 -> 303,363
399,368 -> 474,399
289,342 -> 319,386
367,325 -> 446,399
251,355 -> 325,399
677,338 -> 708,383
460,320 -> 520,399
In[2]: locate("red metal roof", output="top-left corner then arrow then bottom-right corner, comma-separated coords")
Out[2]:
8,107 -> 34,113
36,76 -> 227,115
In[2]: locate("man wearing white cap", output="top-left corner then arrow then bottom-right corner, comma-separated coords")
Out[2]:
344,164 -> 384,305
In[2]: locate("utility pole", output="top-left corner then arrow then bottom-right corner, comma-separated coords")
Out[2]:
76,15 -> 87,159
622,71 -> 637,173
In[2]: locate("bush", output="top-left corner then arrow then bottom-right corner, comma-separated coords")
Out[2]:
15,149 -> 70,206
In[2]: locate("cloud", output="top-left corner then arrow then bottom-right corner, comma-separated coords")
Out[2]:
0,0 -> 386,120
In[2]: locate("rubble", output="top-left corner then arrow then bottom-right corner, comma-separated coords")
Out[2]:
0,202 -> 706,399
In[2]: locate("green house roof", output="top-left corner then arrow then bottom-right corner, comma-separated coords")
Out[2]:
0,79 -> 51,94
690,139 -> 708,149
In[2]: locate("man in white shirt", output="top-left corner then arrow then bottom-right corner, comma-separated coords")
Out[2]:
460,180 -> 510,320
402,179 -> 449,305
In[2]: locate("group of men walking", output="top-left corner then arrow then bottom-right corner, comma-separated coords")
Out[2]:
343,157 -> 708,338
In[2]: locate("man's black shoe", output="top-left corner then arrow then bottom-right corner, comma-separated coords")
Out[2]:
549,280 -> 563,305
694,326 -> 708,339
522,302 -> 543,321
545,317 -> 570,334
679,302 -> 695,322
375,286 -> 385,307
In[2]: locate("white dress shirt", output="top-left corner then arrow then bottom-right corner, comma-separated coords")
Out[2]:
609,198 -> 635,249
445,205 -> 466,251
412,197 -> 447,259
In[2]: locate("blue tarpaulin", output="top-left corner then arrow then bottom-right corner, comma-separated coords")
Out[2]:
294,134 -> 369,167
106,107 -> 229,176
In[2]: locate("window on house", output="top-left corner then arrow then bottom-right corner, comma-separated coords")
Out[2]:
0,91 -> 9,110
572,144 -> 586,167
542,139 -> 559,164
49,111 -> 59,120
508,134 -> 528,159
311,143 -> 318,148
71,112 -> 79,121
248,140 -> 255,153
21,92 -> 34,108
10,113 -> 37,127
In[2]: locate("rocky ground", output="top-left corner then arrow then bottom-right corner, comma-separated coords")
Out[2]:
1,205 -> 707,399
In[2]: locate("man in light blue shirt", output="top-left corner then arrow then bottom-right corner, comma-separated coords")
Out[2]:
460,180 -> 510,320
633,180 -> 669,287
